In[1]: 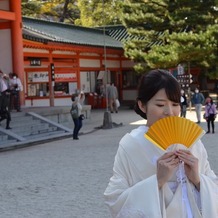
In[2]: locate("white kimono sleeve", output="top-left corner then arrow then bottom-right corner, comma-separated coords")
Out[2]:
104,145 -> 162,218
196,142 -> 218,217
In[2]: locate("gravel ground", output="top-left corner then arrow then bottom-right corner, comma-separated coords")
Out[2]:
0,109 -> 217,218
0,115 -> 130,218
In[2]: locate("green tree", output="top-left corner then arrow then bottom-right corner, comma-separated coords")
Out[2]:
121,0 -> 218,77
21,0 -> 41,17
21,0 -> 80,24
76,0 -> 122,26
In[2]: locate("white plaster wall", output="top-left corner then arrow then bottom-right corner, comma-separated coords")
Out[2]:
26,98 -> 72,107
53,50 -> 76,55
54,98 -> 72,106
0,0 -> 9,9
104,54 -> 119,58
122,60 -> 135,68
25,99 -> 50,107
103,60 -> 120,68
80,59 -> 100,68
25,96 -> 71,107
23,48 -> 49,53
80,52 -> 99,56
0,29 -> 12,73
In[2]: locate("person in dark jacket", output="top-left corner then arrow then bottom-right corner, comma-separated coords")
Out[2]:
0,71 -> 11,129
191,88 -> 205,123
180,89 -> 188,118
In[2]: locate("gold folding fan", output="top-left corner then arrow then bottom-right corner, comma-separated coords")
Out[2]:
144,116 -> 205,151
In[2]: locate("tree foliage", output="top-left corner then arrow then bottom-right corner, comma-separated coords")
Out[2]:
121,0 -> 218,77
21,0 -> 80,24
21,0 -> 122,26
75,0 -> 122,26
21,0 -> 218,78
21,0 -> 41,16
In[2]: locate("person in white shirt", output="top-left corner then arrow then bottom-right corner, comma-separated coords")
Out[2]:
70,90 -> 85,140
9,72 -> 23,112
107,83 -> 118,113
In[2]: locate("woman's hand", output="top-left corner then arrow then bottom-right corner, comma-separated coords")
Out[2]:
157,152 -> 180,189
175,150 -> 200,191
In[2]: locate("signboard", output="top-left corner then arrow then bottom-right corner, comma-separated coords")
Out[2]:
28,71 -> 77,83
55,72 -> 77,82
177,74 -> 193,87
28,72 -> 49,82
51,63 -> 55,81
30,59 -> 41,66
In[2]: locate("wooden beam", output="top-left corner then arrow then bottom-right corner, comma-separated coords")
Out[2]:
0,21 -> 11,29
23,40 -> 124,56
0,10 -> 15,20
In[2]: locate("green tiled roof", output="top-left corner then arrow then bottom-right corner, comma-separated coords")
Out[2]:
102,25 -> 136,42
22,17 -> 123,49
104,25 -> 130,41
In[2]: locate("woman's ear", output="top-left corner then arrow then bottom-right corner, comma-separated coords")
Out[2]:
138,100 -> 146,113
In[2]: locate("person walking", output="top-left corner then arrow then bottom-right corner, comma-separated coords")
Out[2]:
108,83 -> 118,113
191,88 -> 205,123
204,96 -> 217,134
0,70 -> 7,109
70,91 -> 85,140
104,69 -> 218,218
9,72 -> 23,112
0,71 -> 12,129
180,89 -> 188,118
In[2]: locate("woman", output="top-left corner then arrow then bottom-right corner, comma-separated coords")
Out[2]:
104,70 -> 218,217
204,97 -> 217,134
70,91 -> 85,140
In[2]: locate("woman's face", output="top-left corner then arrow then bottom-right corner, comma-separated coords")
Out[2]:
139,89 -> 181,127
206,97 -> 211,103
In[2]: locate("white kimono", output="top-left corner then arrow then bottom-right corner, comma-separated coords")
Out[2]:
104,126 -> 218,218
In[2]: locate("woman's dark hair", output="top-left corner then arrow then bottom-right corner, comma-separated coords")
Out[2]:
134,69 -> 181,119
71,94 -> 76,101
206,97 -> 214,105
71,92 -> 79,101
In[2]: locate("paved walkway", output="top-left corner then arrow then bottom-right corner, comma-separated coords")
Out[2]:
0,107 -> 217,217
24,106 -> 218,174
79,107 -> 218,174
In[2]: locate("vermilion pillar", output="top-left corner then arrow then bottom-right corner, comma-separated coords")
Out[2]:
10,0 -> 25,105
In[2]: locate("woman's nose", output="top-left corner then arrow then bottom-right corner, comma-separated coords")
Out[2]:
164,106 -> 174,116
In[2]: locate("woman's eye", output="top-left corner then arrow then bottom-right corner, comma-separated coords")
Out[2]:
156,104 -> 164,107
173,103 -> 180,106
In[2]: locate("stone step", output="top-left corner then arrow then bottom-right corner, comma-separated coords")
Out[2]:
0,115 -> 35,127
13,125 -> 57,137
0,109 -> 73,149
0,139 -> 18,148
11,119 -> 42,128
0,134 -> 9,141
24,130 -> 67,140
